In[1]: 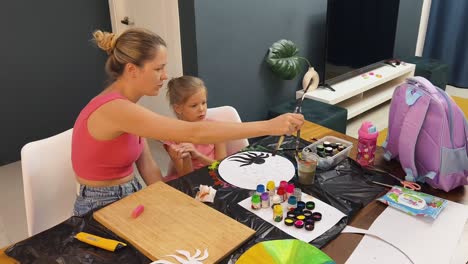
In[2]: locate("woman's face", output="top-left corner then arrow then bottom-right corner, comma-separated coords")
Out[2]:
174,88 -> 208,122
136,46 -> 168,96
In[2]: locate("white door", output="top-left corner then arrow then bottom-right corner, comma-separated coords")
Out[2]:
108,0 -> 183,176
108,0 -> 182,118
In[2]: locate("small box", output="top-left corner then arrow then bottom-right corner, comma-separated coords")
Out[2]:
304,136 -> 353,170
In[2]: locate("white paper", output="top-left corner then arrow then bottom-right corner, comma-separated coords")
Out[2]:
345,200 -> 468,264
218,151 -> 295,190
238,192 -> 346,242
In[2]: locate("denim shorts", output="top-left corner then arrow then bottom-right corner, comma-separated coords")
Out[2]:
73,177 -> 142,216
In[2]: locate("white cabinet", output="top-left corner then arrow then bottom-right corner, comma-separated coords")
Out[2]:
296,63 -> 415,119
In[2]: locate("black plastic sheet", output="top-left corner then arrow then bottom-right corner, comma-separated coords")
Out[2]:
6,135 -> 398,263
5,212 -> 151,264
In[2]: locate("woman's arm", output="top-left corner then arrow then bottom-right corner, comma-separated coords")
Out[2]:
135,139 -> 164,185
88,99 -> 304,144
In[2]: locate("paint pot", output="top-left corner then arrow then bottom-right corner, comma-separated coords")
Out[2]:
284,217 -> 295,226
277,187 -> 287,202
251,194 -> 261,210
297,201 -> 306,211
305,223 -> 315,231
294,220 -> 304,229
273,204 -> 283,222
287,195 -> 297,211
261,192 -> 270,208
266,181 -> 276,197
312,212 -> 322,221
293,188 -> 302,201
296,214 -> 306,221
271,194 -> 282,209
306,201 -> 315,210
286,184 -> 295,199
256,184 -> 265,196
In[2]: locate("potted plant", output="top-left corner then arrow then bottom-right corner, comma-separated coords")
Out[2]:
265,39 -> 319,92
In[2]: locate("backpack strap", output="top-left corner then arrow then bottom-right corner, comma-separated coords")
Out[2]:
383,83 -> 412,161
398,93 -> 431,182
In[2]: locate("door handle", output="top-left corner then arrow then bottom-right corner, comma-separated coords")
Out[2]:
120,16 -> 133,25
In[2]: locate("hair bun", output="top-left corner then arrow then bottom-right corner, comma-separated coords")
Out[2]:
93,30 -> 118,54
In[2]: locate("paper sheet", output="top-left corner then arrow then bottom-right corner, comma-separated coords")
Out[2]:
345,200 -> 468,264
218,151 -> 295,190
238,192 -> 346,242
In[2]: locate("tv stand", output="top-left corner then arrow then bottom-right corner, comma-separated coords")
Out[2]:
296,63 -> 415,120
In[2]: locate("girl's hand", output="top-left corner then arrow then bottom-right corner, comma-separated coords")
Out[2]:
179,143 -> 201,159
165,143 -> 191,160
269,113 -> 304,135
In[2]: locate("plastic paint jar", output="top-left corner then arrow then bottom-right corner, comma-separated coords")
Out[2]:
261,192 -> 270,208
256,184 -> 265,196
271,194 -> 282,209
286,184 -> 295,199
277,187 -> 286,202
287,195 -> 297,211
273,204 -> 283,222
251,194 -> 261,210
266,181 -> 276,197
294,188 -> 302,201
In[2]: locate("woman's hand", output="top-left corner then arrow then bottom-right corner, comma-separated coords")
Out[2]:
269,113 -> 304,136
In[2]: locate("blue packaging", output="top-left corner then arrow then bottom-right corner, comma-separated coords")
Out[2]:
377,186 -> 448,219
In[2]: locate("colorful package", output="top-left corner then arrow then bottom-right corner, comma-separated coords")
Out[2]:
377,186 -> 448,219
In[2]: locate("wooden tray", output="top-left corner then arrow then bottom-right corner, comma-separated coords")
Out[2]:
94,181 -> 255,263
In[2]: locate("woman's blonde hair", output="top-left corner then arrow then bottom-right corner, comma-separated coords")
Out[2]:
167,76 -> 207,105
93,28 -> 166,81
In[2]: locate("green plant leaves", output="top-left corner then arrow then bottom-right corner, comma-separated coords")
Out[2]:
266,39 -> 303,80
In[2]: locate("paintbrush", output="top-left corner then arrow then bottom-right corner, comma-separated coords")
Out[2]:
272,135 -> 285,156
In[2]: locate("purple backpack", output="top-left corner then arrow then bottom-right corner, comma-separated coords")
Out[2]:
383,76 -> 468,192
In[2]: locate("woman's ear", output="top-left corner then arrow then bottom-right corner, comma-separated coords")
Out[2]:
124,63 -> 138,78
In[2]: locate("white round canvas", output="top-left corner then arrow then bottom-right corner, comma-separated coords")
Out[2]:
217,151 -> 295,190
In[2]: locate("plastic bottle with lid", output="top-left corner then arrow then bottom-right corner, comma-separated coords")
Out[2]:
357,121 -> 379,166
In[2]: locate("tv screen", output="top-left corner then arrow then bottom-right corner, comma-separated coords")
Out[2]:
323,0 -> 400,86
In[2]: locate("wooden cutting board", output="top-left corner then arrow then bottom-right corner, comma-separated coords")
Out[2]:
93,181 -> 255,263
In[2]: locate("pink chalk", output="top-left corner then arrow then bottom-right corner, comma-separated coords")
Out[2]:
131,204 -> 144,218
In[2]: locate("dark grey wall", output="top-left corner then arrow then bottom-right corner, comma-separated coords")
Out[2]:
180,0 -> 328,121
394,0 -> 424,58
0,1 -> 111,165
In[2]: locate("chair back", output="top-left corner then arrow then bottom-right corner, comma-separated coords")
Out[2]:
21,129 -> 76,236
206,106 -> 249,155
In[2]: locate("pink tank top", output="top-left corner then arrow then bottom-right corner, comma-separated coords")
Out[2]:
72,92 -> 144,181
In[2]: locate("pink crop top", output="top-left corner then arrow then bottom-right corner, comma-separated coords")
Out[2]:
71,92 -> 144,181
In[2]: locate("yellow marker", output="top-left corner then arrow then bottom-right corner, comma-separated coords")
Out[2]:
75,232 -> 127,252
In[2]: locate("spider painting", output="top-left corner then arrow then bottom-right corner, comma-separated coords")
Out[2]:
228,152 -> 270,167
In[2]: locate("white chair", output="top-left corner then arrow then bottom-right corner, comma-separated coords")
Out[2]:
21,129 -> 76,236
206,105 -> 249,155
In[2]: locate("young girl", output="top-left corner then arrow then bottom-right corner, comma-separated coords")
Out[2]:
164,76 -> 227,178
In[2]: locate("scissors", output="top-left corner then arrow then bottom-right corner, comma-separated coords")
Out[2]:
366,166 -> 421,191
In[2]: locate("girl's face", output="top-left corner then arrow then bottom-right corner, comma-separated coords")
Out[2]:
174,88 -> 208,122
136,46 -> 168,96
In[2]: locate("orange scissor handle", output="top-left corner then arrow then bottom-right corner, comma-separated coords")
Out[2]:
401,181 -> 421,191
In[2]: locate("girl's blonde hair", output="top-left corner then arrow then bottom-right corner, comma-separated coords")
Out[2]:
166,76 -> 207,105
93,28 -> 166,82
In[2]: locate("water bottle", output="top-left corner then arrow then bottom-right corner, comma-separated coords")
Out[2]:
357,121 -> 379,166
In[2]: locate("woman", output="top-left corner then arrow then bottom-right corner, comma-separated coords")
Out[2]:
72,28 -> 304,216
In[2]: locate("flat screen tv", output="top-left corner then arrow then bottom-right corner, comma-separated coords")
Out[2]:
321,0 -> 400,90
